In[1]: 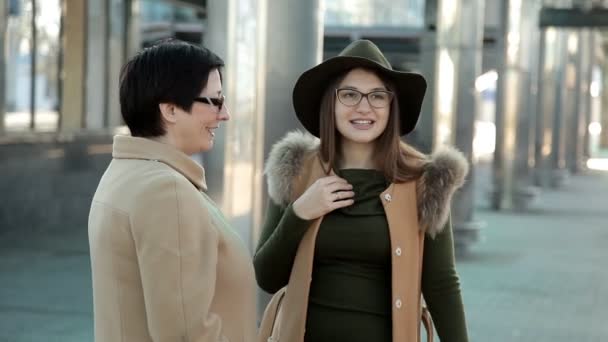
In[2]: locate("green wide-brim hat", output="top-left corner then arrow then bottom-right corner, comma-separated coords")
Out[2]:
293,39 -> 427,137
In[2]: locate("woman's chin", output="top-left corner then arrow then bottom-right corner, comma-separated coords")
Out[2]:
200,142 -> 213,152
341,131 -> 381,144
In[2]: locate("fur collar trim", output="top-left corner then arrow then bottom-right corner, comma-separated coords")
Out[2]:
264,131 -> 469,237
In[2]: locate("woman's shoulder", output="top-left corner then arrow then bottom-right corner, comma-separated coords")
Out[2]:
415,145 -> 469,238
265,131 -> 319,171
128,162 -> 200,203
264,131 -> 320,205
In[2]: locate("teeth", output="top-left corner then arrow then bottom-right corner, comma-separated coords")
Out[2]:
352,120 -> 373,124
207,128 -> 215,137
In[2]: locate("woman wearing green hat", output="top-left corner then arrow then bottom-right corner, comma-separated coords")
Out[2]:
254,40 -> 469,342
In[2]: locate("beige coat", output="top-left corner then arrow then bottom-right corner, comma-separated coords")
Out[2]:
259,131 -> 469,342
88,135 -> 256,342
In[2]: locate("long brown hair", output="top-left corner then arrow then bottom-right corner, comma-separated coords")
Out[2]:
318,68 -> 426,183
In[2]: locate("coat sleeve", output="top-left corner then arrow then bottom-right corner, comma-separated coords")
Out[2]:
421,217 -> 469,342
130,173 -> 227,342
253,198 -> 312,294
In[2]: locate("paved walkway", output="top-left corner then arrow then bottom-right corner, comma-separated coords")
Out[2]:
1,167 -> 607,341
459,167 -> 608,341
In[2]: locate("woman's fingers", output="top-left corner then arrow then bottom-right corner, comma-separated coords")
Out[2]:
331,190 -> 355,202
331,197 -> 355,209
319,176 -> 350,186
326,181 -> 353,194
294,176 -> 356,219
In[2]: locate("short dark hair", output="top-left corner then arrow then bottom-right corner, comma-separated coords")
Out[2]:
119,39 -> 224,137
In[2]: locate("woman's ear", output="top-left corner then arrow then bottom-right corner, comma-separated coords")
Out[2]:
159,103 -> 177,124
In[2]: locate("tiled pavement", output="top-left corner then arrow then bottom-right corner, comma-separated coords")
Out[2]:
458,167 -> 608,341
1,167 -> 607,341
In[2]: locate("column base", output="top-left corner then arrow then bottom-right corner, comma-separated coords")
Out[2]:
453,220 -> 484,256
512,186 -> 541,212
488,187 -> 503,210
550,168 -> 570,188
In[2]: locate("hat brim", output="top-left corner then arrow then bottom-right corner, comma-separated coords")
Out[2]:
293,56 -> 427,137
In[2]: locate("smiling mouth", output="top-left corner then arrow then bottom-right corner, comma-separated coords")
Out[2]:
350,119 -> 375,129
206,127 -> 218,137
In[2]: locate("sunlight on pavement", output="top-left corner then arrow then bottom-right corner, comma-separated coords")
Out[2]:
587,158 -> 608,171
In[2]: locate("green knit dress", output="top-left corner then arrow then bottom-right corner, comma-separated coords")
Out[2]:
254,169 -> 469,342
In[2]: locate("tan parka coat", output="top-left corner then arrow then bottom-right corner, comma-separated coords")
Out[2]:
89,135 -> 257,342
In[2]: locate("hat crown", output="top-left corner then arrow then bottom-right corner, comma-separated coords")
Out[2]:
338,40 -> 392,70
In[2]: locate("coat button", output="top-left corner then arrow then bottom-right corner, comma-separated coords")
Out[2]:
395,247 -> 402,256
395,299 -> 402,309
384,193 -> 392,202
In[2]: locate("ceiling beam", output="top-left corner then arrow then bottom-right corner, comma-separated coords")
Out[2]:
540,7 -> 608,28
163,0 -> 205,10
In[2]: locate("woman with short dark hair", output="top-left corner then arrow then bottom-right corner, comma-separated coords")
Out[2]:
89,40 -> 256,342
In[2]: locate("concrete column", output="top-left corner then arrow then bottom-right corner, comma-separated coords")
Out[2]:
126,0 -> 141,59
207,0 -> 322,320
60,0 -> 87,132
202,0 -> 232,209
418,0 -> 485,249
107,0 -> 128,128
565,31 -> 581,173
204,0 -> 270,251
581,31 -> 596,160
601,41 -> 608,149
451,0 -> 485,251
534,29 -> 549,187
535,27 -> 566,187
86,0 -> 109,130
566,29 -> 591,173
572,0 -> 596,158
29,0 -> 36,130
417,0 -> 469,153
492,0 -> 542,210
550,30 -> 571,187
414,0 -> 439,154
260,0 -> 323,320
206,0 -> 322,234
262,0 -> 323,153
0,0 -> 7,134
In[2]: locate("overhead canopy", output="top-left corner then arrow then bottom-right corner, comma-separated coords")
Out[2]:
540,7 -> 608,28
163,0 -> 206,10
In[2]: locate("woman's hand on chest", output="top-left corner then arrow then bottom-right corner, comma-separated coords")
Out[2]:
292,176 -> 355,220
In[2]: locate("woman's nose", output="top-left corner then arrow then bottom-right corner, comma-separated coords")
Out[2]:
218,105 -> 230,121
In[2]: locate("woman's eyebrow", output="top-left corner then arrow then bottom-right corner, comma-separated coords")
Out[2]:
340,85 -> 387,91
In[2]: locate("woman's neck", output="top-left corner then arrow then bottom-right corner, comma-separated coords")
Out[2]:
149,133 -> 176,146
339,139 -> 376,169
149,132 -> 185,154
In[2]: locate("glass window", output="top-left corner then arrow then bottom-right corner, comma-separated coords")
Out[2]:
4,0 -> 60,132
140,0 -> 203,47
324,0 -> 425,28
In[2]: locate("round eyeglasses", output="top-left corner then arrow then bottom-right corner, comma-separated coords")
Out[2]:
335,88 -> 394,109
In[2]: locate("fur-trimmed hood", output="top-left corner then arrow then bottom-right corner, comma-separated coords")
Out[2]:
264,131 -> 469,237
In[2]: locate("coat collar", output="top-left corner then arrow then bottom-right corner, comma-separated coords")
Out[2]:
264,130 -> 469,237
112,135 -> 207,191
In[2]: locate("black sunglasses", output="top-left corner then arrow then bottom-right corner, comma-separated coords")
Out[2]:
193,95 -> 225,111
